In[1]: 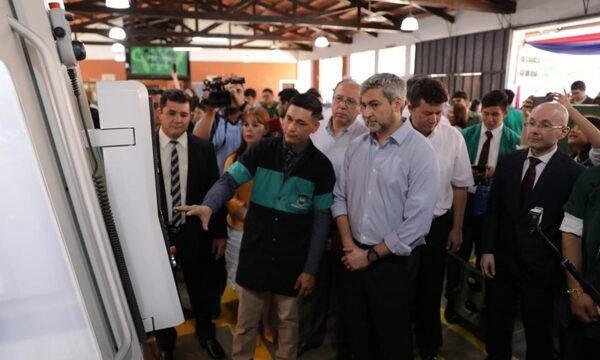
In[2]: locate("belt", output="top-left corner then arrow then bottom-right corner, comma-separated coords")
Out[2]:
433,211 -> 449,221
353,239 -> 374,250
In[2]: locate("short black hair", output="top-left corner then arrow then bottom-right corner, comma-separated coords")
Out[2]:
406,74 -> 430,101
451,90 -> 469,101
244,88 -> 257,98
148,88 -> 164,96
262,88 -> 274,95
305,88 -> 321,99
289,93 -> 322,120
469,99 -> 481,112
160,89 -> 189,110
571,80 -> 586,91
278,88 -> 300,104
481,90 -> 508,110
503,89 -> 515,104
408,78 -> 448,107
586,115 -> 600,130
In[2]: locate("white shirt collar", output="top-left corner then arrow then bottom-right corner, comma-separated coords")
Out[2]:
159,128 -> 188,149
326,116 -> 361,137
527,145 -> 558,164
480,122 -> 504,138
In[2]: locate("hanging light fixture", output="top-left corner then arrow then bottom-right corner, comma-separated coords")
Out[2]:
314,35 -> 329,48
106,0 -> 129,9
270,41 -> 283,54
109,27 -> 126,40
400,14 -> 419,32
111,43 -> 125,53
114,53 -> 126,62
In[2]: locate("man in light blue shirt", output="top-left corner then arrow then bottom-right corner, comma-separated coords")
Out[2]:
332,73 -> 439,360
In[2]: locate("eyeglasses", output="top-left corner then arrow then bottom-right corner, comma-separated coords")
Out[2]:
332,95 -> 359,108
524,120 -> 565,131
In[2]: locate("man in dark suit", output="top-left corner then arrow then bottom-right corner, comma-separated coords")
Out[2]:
155,89 -> 227,360
480,102 -> 585,359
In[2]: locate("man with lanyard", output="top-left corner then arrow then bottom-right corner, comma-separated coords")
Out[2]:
299,79 -> 367,357
408,78 -> 473,360
332,73 -> 439,359
179,93 -> 335,360
194,79 -> 247,174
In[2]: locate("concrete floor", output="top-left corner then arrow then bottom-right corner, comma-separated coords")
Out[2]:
142,279 -> 528,360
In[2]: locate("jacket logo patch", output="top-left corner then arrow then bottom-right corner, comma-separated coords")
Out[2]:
291,195 -> 309,209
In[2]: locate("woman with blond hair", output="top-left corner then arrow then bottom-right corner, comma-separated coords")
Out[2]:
223,106 -> 277,343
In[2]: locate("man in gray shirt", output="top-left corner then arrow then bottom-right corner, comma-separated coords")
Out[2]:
332,73 -> 439,359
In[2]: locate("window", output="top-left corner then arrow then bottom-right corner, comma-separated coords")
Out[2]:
377,46 -> 407,77
296,60 -> 312,93
350,50 -> 376,83
319,57 -> 343,104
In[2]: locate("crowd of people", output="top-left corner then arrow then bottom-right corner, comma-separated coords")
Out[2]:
147,74 -> 600,360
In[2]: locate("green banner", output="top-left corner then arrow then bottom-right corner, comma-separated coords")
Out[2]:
129,46 -> 188,77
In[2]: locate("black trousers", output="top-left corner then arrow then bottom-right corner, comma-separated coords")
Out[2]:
299,248 -> 350,360
485,273 -> 555,360
414,213 -> 452,357
342,247 -> 420,360
155,229 -> 226,352
446,194 -> 484,302
560,319 -> 600,360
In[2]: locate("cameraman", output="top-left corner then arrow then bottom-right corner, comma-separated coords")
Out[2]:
194,79 -> 247,174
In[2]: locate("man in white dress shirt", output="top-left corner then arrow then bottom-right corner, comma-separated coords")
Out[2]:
407,78 -> 474,360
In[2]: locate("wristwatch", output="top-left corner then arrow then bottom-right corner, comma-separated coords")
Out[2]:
367,248 -> 380,264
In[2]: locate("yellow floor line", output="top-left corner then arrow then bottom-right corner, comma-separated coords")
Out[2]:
146,283 -> 273,359
219,284 -> 273,360
440,309 -> 519,360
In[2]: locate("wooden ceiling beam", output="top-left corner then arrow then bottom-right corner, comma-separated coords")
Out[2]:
374,0 -> 516,14
64,3 -> 401,32
82,40 -> 311,51
417,5 -> 455,23
74,27 -> 329,43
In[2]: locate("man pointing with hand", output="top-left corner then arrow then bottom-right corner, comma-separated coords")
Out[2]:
178,92 -> 335,360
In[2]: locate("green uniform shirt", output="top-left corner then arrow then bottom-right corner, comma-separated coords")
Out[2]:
562,166 -> 600,338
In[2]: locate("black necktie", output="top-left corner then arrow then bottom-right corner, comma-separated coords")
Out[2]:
478,131 -> 493,166
283,149 -> 295,179
170,140 -> 184,226
521,156 -> 542,205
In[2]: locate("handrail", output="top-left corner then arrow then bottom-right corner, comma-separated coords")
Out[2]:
7,16 -> 133,360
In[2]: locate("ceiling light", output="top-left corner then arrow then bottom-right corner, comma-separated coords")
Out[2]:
173,47 -> 203,52
314,35 -> 329,48
106,0 -> 129,9
400,14 -> 419,32
114,53 -> 126,62
111,43 -> 125,53
243,54 -> 251,63
365,13 -> 388,23
108,27 -> 126,40
191,36 -> 230,45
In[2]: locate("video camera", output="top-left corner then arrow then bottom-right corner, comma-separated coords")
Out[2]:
203,76 -> 245,108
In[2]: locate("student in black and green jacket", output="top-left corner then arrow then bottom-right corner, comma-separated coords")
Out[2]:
178,93 -> 335,360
